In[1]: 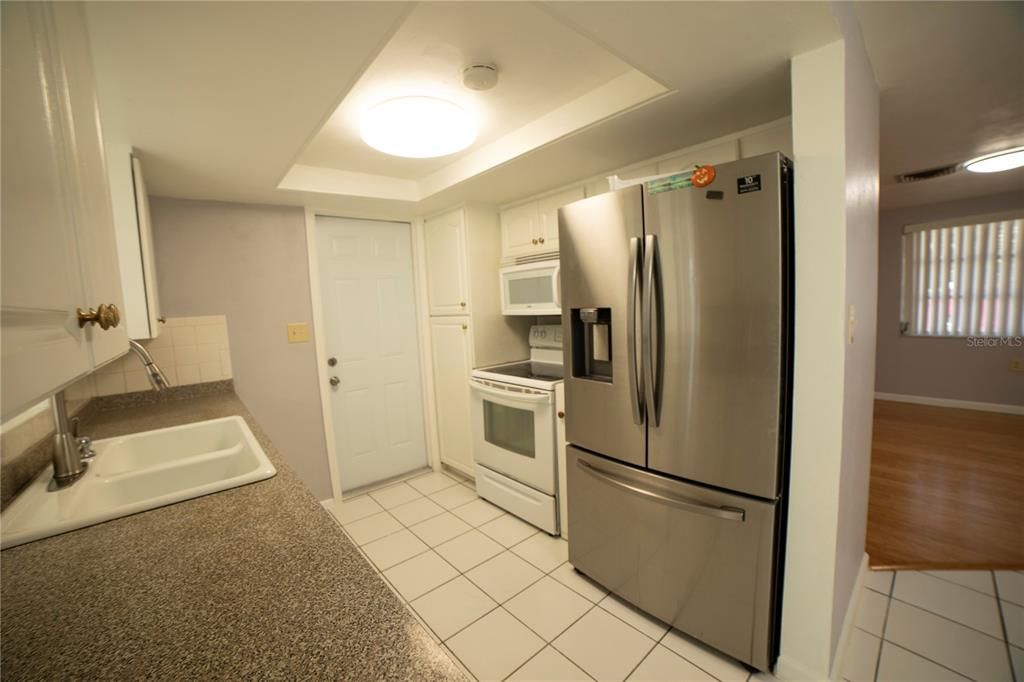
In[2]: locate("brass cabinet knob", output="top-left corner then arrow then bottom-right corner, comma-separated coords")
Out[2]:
77,303 -> 121,330
329,376 -> 340,387
461,324 -> 468,330
459,301 -> 466,308
558,411 -> 565,419
531,238 -> 538,245
538,237 -> 545,244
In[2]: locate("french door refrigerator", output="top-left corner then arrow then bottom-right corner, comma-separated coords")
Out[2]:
559,152 -> 793,672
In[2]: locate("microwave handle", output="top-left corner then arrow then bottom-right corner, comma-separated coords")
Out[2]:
553,263 -> 561,308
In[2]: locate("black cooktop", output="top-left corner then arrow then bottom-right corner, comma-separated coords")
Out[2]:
484,361 -> 564,381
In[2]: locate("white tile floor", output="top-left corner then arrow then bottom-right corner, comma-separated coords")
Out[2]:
839,568 -> 1024,682
325,470 -> 761,681
325,470 -> 1024,682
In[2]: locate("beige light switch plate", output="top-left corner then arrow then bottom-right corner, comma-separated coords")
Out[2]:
287,322 -> 310,343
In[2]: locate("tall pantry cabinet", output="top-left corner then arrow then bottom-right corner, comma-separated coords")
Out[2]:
422,205 -> 530,477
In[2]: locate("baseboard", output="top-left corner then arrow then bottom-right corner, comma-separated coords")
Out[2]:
775,554 -> 869,681
828,553 -> 870,681
774,655 -> 824,681
441,459 -> 475,480
875,392 -> 1024,415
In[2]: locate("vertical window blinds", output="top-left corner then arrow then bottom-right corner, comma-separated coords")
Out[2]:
900,213 -> 1023,337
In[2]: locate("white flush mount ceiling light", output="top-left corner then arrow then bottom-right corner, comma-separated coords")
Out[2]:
360,96 -> 477,158
964,146 -> 1024,173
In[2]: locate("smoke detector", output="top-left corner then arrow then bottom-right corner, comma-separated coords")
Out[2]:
463,63 -> 498,91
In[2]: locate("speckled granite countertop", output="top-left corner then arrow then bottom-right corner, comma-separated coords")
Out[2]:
0,388 -> 465,681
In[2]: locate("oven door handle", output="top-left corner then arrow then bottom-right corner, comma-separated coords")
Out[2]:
470,379 -> 553,405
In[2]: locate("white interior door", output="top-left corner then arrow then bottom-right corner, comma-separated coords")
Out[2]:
316,216 -> 428,491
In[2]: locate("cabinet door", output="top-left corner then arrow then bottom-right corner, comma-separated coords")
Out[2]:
108,147 -> 162,340
51,2 -> 128,365
429,318 -> 474,475
1,2 -> 92,420
500,202 -> 539,260
424,210 -> 470,316
555,383 -> 568,540
537,186 -> 584,254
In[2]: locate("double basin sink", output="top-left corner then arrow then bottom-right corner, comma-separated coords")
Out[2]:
1,416 -> 276,549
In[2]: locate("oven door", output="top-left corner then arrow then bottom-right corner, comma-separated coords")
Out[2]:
470,378 -> 556,494
500,262 -> 561,316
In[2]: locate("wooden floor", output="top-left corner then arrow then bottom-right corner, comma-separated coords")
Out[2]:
866,400 -> 1024,570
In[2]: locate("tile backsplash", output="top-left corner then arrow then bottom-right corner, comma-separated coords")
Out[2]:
69,315 -> 233,398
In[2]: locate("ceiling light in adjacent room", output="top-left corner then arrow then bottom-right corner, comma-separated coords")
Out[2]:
360,96 -> 476,158
964,146 -> 1024,173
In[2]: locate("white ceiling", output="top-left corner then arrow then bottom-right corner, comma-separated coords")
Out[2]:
854,1 -> 1024,209
297,2 -> 634,179
84,2 -> 417,217
83,2 -> 1021,217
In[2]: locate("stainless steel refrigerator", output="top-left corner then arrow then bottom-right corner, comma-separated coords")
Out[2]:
559,152 -> 793,672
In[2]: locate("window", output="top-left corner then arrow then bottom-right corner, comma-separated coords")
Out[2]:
900,212 -> 1023,337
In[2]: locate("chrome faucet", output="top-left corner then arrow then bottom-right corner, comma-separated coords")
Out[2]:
128,339 -> 171,391
50,340 -> 172,489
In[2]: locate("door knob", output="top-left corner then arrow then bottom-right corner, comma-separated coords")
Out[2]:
77,303 -> 121,330
327,357 -> 337,367
329,376 -> 340,387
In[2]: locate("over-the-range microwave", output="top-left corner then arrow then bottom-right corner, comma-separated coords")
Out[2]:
499,261 -> 560,316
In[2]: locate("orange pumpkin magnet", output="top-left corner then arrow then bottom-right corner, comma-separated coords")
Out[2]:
692,165 -> 716,188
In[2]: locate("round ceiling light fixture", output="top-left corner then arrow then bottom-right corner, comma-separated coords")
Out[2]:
360,96 -> 477,158
963,145 -> 1024,174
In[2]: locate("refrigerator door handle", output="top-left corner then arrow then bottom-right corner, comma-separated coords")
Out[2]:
576,459 -> 746,522
627,237 -> 644,425
642,234 -> 661,426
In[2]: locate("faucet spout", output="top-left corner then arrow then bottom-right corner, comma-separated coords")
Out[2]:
128,339 -> 171,391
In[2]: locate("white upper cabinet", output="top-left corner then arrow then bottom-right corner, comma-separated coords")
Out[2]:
536,186 -> 584,253
424,209 -> 471,316
500,186 -> 583,261
52,3 -> 128,367
655,139 -> 739,175
0,2 -> 128,420
500,202 -> 539,260
109,146 -> 162,340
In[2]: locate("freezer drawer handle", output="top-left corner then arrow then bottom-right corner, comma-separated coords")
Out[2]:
576,459 -> 745,522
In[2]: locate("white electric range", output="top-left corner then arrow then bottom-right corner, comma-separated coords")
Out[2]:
469,324 -> 563,534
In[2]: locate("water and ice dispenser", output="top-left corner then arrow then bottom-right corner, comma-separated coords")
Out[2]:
571,307 -> 612,382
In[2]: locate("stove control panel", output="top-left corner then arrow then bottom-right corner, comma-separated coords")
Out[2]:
529,324 -> 563,350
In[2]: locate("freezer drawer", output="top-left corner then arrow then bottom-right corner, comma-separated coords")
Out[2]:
567,446 -> 780,671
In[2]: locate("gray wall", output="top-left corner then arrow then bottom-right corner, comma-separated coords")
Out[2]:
150,197 -> 332,498
875,190 -> 1024,406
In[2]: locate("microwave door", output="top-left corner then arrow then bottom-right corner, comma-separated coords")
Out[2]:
558,187 -> 646,467
502,264 -> 560,315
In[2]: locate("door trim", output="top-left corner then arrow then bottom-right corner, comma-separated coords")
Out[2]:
303,209 -> 441,504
